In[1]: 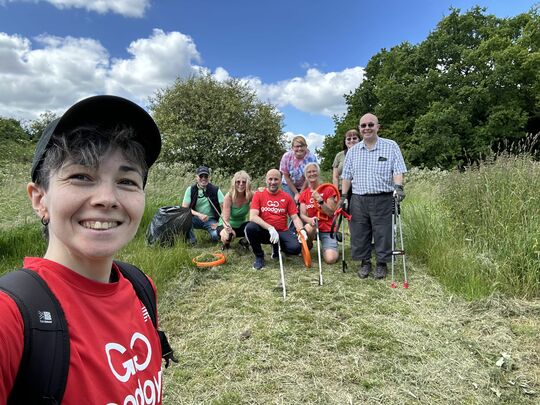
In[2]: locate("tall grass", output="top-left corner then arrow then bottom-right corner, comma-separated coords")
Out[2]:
405,156 -> 540,299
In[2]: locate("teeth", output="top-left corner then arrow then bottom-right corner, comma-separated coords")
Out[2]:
81,221 -> 118,230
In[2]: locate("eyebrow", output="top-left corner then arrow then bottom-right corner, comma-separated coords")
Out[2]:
119,165 -> 143,177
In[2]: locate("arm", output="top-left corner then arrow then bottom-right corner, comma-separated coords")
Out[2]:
332,167 -> 340,190
221,194 -> 232,229
393,173 -> 403,186
283,172 -> 300,202
290,213 -> 304,231
249,208 -> 271,229
182,188 -> 209,222
299,202 -> 314,226
341,178 -> 351,196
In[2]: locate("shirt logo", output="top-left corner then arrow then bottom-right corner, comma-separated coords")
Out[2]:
141,305 -> 150,323
105,332 -> 152,383
38,311 -> 52,324
267,200 -> 280,207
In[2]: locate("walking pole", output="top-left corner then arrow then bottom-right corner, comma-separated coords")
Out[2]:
314,218 -> 323,286
340,214 -> 347,273
390,197 -> 408,289
276,242 -> 287,299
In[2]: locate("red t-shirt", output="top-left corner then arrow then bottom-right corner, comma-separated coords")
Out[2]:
298,187 -> 337,233
251,189 -> 297,231
0,257 -> 163,405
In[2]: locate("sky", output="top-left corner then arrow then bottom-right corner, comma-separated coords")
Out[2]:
0,0 -> 537,152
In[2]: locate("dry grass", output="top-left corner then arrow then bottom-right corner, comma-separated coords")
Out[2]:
159,246 -> 539,404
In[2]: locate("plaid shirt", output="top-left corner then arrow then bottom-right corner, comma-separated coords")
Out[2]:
342,137 -> 407,195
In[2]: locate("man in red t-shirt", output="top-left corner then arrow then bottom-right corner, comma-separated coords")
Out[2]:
245,169 -> 305,270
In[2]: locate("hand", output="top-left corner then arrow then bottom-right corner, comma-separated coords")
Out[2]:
294,193 -> 300,203
297,228 -> 308,243
199,213 -> 209,222
394,184 -> 405,202
338,195 -> 348,210
268,226 -> 279,244
310,217 -> 317,226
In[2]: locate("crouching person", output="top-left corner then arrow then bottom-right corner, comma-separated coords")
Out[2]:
245,169 -> 306,270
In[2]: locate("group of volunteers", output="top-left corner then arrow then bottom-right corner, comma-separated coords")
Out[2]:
0,94 -> 406,403
181,118 -> 407,279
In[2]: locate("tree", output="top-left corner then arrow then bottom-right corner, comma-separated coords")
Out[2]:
320,6 -> 540,169
0,117 -> 33,163
150,75 -> 286,177
25,111 -> 58,140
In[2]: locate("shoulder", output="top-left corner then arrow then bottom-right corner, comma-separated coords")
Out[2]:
379,137 -> 399,148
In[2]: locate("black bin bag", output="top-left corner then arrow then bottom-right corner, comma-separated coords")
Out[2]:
146,206 -> 192,247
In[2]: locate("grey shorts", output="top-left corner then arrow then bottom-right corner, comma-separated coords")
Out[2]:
319,232 -> 338,251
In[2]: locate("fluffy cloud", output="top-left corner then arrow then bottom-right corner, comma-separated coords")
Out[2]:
0,30 -> 203,119
241,67 -> 365,117
5,0 -> 151,18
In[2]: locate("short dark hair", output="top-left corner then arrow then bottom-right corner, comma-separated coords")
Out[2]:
34,125 -> 147,190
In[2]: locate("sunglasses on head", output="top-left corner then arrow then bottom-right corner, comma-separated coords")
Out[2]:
346,136 -> 359,141
360,122 -> 376,129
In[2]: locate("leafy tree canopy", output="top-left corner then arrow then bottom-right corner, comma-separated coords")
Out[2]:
150,74 -> 286,177
321,6 -> 540,169
0,117 -> 33,163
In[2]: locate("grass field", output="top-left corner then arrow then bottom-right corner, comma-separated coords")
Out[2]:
1,158 -> 539,404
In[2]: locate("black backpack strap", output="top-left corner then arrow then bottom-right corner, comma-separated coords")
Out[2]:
114,261 -> 177,368
0,269 -> 69,405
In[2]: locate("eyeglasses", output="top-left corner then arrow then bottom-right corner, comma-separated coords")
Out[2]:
198,174 -> 209,179
360,122 -> 376,129
346,137 -> 359,141
293,144 -> 306,149
235,180 -> 247,184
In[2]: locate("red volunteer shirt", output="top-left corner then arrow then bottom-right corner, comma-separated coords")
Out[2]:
0,257 -> 163,405
298,187 -> 337,233
251,189 -> 297,231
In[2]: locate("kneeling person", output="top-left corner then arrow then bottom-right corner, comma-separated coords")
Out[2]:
245,169 -> 305,270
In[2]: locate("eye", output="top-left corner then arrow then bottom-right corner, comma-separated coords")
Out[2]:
69,173 -> 92,182
119,178 -> 142,188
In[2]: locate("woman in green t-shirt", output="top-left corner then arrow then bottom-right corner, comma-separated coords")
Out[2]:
218,170 -> 254,248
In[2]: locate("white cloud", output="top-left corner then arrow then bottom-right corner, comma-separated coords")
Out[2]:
0,30 -> 203,119
242,67 -> 365,117
107,29 -> 202,98
7,0 -> 151,18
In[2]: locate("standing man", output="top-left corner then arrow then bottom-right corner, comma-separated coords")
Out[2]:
245,169 -> 306,270
182,166 -> 224,244
341,113 -> 407,280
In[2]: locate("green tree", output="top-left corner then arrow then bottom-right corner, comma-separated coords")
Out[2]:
0,117 -> 33,163
25,111 -> 58,140
322,6 -> 540,169
150,75 -> 286,177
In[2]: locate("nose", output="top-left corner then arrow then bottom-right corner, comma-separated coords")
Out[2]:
91,181 -> 119,208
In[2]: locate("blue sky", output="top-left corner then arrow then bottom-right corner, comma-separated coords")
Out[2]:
0,0 -> 536,151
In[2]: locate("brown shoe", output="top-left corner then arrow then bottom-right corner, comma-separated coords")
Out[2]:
374,264 -> 387,280
357,261 -> 371,278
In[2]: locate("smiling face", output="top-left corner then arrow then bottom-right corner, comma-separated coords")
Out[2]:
235,176 -> 247,193
359,113 -> 380,143
197,173 -> 210,188
29,148 -> 145,270
344,130 -> 360,150
266,169 -> 281,194
304,163 -> 319,185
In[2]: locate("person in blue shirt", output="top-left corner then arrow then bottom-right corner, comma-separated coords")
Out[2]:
340,113 -> 407,280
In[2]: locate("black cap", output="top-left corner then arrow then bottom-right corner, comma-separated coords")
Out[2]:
31,95 -> 161,182
196,166 -> 210,175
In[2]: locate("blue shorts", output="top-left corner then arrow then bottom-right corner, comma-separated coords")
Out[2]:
319,232 -> 338,251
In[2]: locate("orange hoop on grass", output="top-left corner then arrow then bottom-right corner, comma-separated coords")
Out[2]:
192,252 -> 226,268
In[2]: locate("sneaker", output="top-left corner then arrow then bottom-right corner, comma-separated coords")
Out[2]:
374,263 -> 387,280
253,256 -> 265,270
357,261 -> 372,279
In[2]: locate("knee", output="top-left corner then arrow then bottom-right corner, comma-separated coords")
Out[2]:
324,250 -> 339,264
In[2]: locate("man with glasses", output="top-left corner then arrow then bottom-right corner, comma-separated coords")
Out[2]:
340,113 -> 407,280
182,166 -> 225,245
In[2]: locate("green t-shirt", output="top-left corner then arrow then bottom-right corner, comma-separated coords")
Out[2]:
182,186 -> 225,217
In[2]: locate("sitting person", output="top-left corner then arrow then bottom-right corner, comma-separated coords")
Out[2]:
299,162 -> 339,264
181,166 -> 224,244
245,169 -> 306,270
217,170 -> 253,249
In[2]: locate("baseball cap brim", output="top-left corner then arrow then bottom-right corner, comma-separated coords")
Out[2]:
31,95 -> 161,182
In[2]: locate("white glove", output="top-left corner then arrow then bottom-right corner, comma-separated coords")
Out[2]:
268,226 -> 279,244
297,228 -> 308,243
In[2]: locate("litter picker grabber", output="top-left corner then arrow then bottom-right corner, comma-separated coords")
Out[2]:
276,242 -> 287,299
331,207 -> 351,273
314,218 -> 323,286
391,197 -> 409,289
204,191 -> 233,248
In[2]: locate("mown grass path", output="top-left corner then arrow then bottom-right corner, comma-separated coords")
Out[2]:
159,244 -> 539,404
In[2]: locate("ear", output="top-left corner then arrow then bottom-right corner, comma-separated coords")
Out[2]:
27,182 -> 48,219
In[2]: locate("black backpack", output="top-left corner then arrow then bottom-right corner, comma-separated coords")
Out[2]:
0,260 -> 176,404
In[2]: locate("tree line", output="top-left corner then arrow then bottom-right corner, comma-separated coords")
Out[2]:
2,6 -> 538,173
319,6 -> 540,170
